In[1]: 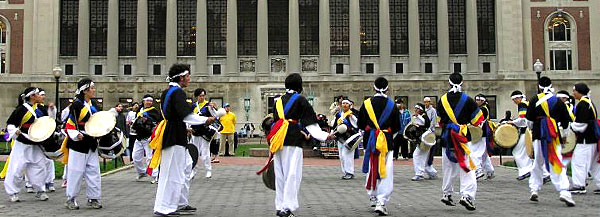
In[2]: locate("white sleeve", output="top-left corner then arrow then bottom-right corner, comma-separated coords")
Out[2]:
6,124 -> 17,140
570,122 -> 588,133
429,111 -> 437,132
513,117 -> 528,128
183,113 -> 208,125
67,129 -> 82,141
349,115 -> 358,128
305,123 -> 328,142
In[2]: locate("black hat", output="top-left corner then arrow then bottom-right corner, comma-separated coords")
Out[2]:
285,73 -> 303,93
573,83 -> 590,95
374,77 -> 388,92
167,64 -> 190,82
449,73 -> 463,85
538,76 -> 552,87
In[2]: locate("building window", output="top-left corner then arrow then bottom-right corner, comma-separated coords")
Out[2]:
0,20 -> 7,74
268,0 -> 288,55
390,0 -> 408,55
477,0 -> 495,54
208,0 -> 226,56
124,64 -> 132,75
238,0 -> 257,55
448,0 -> 466,54
424,63 -> 432,73
419,0 -> 437,55
89,0 -> 108,56
153,64 -> 161,75
119,0 -> 137,56
178,0 -> 196,56
148,0 -> 166,56
453,63 -> 461,73
299,0 -> 319,55
210,97 -> 224,108
60,0 -> 79,56
396,63 -> 404,74
550,50 -> 572,70
482,62 -> 490,73
366,63 -> 374,74
549,15 -> 571,42
213,64 -> 222,75
546,13 -> 575,71
330,0 -> 349,55
485,95 -> 497,119
94,65 -> 103,75
336,63 -> 344,74
360,0 -> 379,55
65,64 -> 74,75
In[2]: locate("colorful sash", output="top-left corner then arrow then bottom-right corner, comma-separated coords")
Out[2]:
193,100 -> 209,114
578,97 -> 600,163
0,104 -> 42,178
481,105 -> 496,155
336,110 -> 353,126
362,97 -> 394,191
536,93 -> 564,174
267,93 -> 300,154
147,86 -> 179,173
59,100 -> 97,165
519,101 -> 529,118
440,93 -> 481,172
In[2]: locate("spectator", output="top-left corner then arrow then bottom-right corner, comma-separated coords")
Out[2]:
219,103 -> 236,156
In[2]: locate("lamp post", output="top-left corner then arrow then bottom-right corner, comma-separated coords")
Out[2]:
53,66 -> 62,112
533,59 -> 543,93
244,96 -> 251,121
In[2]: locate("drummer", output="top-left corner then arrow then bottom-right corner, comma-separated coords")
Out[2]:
63,78 -> 103,210
411,103 -> 435,181
132,94 -> 162,183
507,90 -> 535,181
556,90 -> 576,166
3,87 -> 50,202
189,88 -> 216,179
332,97 -> 359,180
471,94 -> 495,180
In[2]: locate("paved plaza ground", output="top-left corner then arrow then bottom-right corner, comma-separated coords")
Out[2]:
0,157 -> 598,217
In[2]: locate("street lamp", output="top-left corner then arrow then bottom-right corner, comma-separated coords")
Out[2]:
53,66 -> 62,112
533,59 -> 543,93
244,96 -> 251,121
307,95 -> 314,106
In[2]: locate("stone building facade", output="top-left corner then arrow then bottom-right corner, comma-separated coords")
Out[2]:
0,0 -> 599,130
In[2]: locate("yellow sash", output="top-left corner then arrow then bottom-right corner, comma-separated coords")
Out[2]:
440,94 -> 476,170
137,107 -> 156,117
364,98 -> 389,178
580,97 -> 597,118
60,101 -> 91,165
269,97 -> 290,153
193,101 -> 208,114
148,120 -> 167,169
537,93 -> 562,174
1,104 -> 39,178
336,110 -> 353,126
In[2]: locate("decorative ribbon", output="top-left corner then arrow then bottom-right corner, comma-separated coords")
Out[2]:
147,86 -> 179,174
440,93 -> 481,172
267,93 -> 300,154
537,93 -> 564,174
362,97 -> 394,191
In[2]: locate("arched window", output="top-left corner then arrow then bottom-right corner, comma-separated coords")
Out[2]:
545,12 -> 576,71
0,17 -> 9,74
548,15 -> 570,42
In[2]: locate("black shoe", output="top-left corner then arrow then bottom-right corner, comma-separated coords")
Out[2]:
593,189 -> 600,194
177,205 -> 197,214
342,174 -> 354,180
516,172 -> 531,181
543,176 -> 551,184
569,186 -> 586,194
87,199 -> 103,209
154,211 -> 180,216
441,194 -> 456,206
278,209 -> 294,217
459,196 -> 476,211
530,192 -> 539,202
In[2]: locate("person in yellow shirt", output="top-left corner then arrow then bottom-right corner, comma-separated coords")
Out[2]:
219,103 -> 236,156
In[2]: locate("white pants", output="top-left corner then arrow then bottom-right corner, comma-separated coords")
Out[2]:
470,138 -> 494,174
44,158 -> 55,184
413,146 -> 437,177
191,136 -> 212,172
441,148 -> 477,199
366,151 -> 394,205
337,141 -> 354,175
528,140 -> 571,198
274,146 -> 303,212
571,143 -> 600,189
133,137 -> 158,177
154,145 -> 193,214
4,141 -> 47,195
512,134 -> 534,176
66,148 -> 101,200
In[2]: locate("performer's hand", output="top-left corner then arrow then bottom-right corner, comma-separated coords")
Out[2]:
327,134 -> 336,140
187,128 -> 195,134
206,117 -> 217,124
15,129 -> 21,136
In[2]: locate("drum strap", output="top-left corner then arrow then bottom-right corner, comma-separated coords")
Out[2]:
536,92 -> 564,174
362,97 -> 393,191
267,93 -> 300,154
148,85 -> 180,173
440,93 -> 477,172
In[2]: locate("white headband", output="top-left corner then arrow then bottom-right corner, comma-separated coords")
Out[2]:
38,91 -> 46,96
556,93 -> 569,99
449,79 -> 463,93
415,104 -> 424,111
143,97 -> 154,101
166,70 -> 190,82
341,99 -> 352,105
22,88 -> 40,100
76,82 -> 95,95
511,94 -> 526,100
373,85 -> 389,93
475,96 -> 486,101
538,84 -> 554,94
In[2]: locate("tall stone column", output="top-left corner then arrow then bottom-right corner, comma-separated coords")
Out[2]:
107,0 -> 119,76
288,0 -> 300,73
318,0 -> 331,74
226,0 -> 238,75
408,0 -> 420,73
137,0 -> 149,76
166,0 -> 177,67
196,0 -> 208,76
78,0 -> 90,75
257,0 -> 269,75
379,0 -> 391,75
349,0 -> 361,74
466,0 -> 479,73
437,0 -> 449,73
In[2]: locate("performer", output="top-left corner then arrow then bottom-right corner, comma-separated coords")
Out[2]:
411,103 -> 434,181
332,98 -> 359,180
423,97 -> 438,179
63,78 -> 103,210
267,73 -> 329,217
525,76 -> 575,207
151,64 -> 216,216
3,87 -> 49,202
132,94 -> 162,183
556,90 -> 576,166
189,88 -> 216,178
569,83 -> 600,194
508,90 -> 535,180
438,73 -> 484,211
357,77 -> 400,216
471,94 -> 495,180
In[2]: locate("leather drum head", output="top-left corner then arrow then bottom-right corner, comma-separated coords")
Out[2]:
525,129 -> 533,158
28,116 -> 57,143
336,124 -> 348,134
494,124 -> 519,149
421,130 -> 436,147
561,128 -> 577,155
468,125 -> 483,142
85,111 -> 117,137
